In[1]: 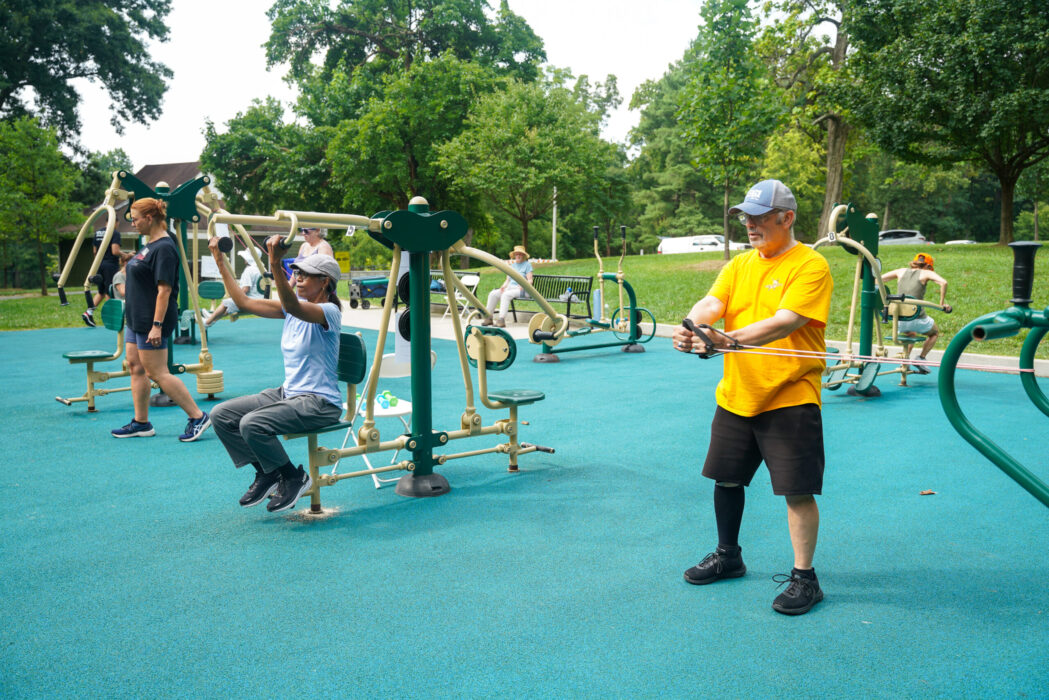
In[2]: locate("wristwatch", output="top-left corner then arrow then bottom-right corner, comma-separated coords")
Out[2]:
152,321 -> 162,328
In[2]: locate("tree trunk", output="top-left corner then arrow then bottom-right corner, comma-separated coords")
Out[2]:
722,182 -> 730,261
998,172 -> 1018,245
36,237 -> 48,296
882,200 -> 891,231
1034,170 -> 1040,242
1034,199 -> 1040,242
818,116 -> 849,236
521,218 -> 529,253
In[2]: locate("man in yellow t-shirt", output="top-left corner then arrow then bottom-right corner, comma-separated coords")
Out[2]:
671,179 -> 833,616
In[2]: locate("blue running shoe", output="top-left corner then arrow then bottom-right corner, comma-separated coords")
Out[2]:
112,418 -> 155,438
178,411 -> 211,442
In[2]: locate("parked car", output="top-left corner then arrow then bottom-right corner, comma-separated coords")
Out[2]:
945,239 -> 978,245
657,235 -> 750,254
878,229 -> 928,245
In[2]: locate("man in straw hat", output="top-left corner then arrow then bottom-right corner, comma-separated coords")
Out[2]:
483,244 -> 533,327
880,252 -> 951,374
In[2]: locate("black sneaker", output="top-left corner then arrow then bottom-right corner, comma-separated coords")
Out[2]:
82,311 -> 96,327
684,546 -> 746,585
266,466 -> 312,513
178,411 -> 211,442
239,470 -> 281,507
111,418 -> 155,438
772,569 -> 824,615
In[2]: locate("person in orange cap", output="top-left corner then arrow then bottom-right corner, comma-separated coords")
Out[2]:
483,245 -> 532,327
881,252 -> 952,374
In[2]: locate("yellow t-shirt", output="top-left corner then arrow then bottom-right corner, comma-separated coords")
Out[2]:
708,243 -> 833,417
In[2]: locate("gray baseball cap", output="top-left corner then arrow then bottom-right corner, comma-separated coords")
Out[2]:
290,254 -> 340,283
728,179 -> 797,216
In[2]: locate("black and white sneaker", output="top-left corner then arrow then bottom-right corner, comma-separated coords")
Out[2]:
266,466 -> 312,513
239,470 -> 281,507
772,569 -> 824,615
82,311 -> 96,327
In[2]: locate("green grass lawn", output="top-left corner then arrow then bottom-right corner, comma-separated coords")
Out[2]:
4,243 -> 1046,357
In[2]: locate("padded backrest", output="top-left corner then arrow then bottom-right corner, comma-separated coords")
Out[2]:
198,280 -> 228,300
99,299 -> 125,332
338,333 -> 368,384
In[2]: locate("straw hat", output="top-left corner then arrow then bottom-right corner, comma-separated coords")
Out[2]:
510,245 -> 529,258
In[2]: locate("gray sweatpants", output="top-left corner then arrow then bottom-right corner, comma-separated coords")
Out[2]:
212,387 -> 343,473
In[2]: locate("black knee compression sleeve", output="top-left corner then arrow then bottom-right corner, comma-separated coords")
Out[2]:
714,483 -> 745,550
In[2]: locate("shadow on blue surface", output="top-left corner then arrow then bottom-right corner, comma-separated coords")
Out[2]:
1,318 -> 1046,697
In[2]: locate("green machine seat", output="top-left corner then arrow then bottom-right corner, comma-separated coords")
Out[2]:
487,388 -> 545,406
63,349 -> 117,361
198,280 -> 227,300
64,300 -> 125,361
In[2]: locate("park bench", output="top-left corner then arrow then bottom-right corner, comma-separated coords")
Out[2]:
509,274 -> 593,322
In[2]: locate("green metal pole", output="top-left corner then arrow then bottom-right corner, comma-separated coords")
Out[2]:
408,247 -> 433,476
938,311 -> 1049,509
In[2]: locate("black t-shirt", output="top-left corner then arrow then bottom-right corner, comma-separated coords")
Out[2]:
124,235 -> 179,335
93,229 -> 122,267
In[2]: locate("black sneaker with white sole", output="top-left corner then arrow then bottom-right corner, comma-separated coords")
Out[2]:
772,569 -> 824,615
82,311 -> 96,327
266,466 -> 312,513
239,469 -> 282,507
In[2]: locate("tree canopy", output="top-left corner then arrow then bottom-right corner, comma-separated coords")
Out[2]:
678,0 -> 783,257
845,0 -> 1049,243
0,0 -> 173,144
0,117 -> 81,292
437,77 -> 611,252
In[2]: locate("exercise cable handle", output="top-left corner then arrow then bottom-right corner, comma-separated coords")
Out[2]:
938,241 -> 1049,509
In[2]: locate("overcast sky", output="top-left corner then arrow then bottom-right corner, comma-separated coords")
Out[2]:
76,0 -> 701,171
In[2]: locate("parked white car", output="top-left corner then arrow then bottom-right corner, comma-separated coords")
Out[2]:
878,229 -> 929,245
657,235 -> 749,254
945,239 -> 978,245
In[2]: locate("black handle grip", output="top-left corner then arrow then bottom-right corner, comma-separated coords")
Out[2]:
278,238 -> 292,250
1009,241 -> 1041,306
620,224 -> 626,242
88,274 -> 102,284
532,330 -> 555,342
593,225 -> 599,241
58,287 -> 68,306
217,237 -> 233,253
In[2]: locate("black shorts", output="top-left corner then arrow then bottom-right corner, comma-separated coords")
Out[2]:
702,404 -> 824,496
95,262 -> 118,296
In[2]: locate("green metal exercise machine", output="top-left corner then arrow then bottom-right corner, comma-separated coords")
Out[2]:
531,225 -> 656,362
938,242 -> 1049,509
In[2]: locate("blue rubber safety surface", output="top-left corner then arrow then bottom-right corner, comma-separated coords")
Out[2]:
2,318 -> 1047,698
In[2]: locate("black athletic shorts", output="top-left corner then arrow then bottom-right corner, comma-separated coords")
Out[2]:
702,404 -> 824,496
95,262 -> 118,296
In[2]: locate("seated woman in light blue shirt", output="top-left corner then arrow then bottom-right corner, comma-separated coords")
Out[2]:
484,245 -> 533,327
207,236 -> 345,514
